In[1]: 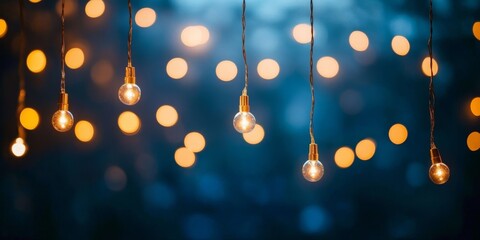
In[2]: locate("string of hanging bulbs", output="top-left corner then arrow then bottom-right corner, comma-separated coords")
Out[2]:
7,0 -> 453,185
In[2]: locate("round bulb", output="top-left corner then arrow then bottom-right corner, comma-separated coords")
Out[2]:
118,83 -> 141,105
233,111 -> 256,133
302,159 -> 324,182
11,138 -> 27,157
52,110 -> 74,132
429,162 -> 450,184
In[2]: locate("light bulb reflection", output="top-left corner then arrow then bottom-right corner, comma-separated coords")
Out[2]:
11,138 -> 27,157
302,159 -> 324,182
233,111 -> 256,133
52,110 -> 74,132
118,83 -> 141,105
429,163 -> 450,185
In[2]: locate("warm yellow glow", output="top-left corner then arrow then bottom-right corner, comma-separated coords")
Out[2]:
242,124 -> 265,145
166,58 -> 188,79
20,108 -> 40,130
470,97 -> 480,117
349,30 -> 369,52
473,22 -> 480,41
391,35 -> 410,56
421,57 -> 439,77
135,8 -> 156,28
257,59 -> 280,80
233,111 -> 256,133
388,123 -> 408,145
0,19 -> 7,38
334,147 -> 355,168
74,120 -> 94,142
85,0 -> 105,18
316,56 -> 339,79
292,23 -> 312,44
26,50 -> 47,73
91,60 -> 114,86
355,138 -> 376,161
118,111 -> 141,135
174,147 -> 196,168
156,105 -> 178,127
302,160 -> 324,182
52,110 -> 74,132
184,132 -> 206,153
429,163 -> 450,185
11,138 -> 27,157
181,25 -> 210,47
29,0 -> 42,3
216,60 -> 238,82
467,131 -> 480,151
65,48 -> 85,69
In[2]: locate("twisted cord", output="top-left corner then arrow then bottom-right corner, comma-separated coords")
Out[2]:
428,0 -> 436,148
241,0 -> 248,95
60,0 -> 65,93
309,0 -> 315,144
17,0 -> 25,139
127,0 -> 132,66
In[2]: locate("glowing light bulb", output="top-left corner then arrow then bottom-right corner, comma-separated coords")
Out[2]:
118,66 -> 141,105
52,93 -> 74,132
11,137 -> 27,157
302,143 -> 324,182
429,148 -> 450,185
233,94 -> 256,133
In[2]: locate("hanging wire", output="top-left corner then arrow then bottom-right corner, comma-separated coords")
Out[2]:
309,0 -> 316,144
241,0 -> 249,95
60,0 -> 65,93
127,0 -> 132,67
428,0 -> 436,148
16,0 -> 26,139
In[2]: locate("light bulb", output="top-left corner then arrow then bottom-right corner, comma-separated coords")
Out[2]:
52,92 -> 74,132
233,94 -> 256,133
11,137 -> 27,157
302,143 -> 324,182
118,66 -> 141,105
429,147 -> 450,185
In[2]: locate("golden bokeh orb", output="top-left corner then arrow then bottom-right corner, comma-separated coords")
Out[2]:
118,111 -> 141,135
184,132 -> 206,153
181,25 -> 210,47
391,35 -> 410,56
467,131 -> 480,151
85,0 -> 105,18
20,107 -> 40,130
355,138 -> 376,161
349,30 -> 369,52
166,58 -> 188,79
316,56 -> 339,79
26,50 -> 47,73
334,147 -> 355,168
216,60 -> 238,82
292,23 -> 312,44
75,120 -> 95,142
470,97 -> 480,117
135,8 -> 156,28
473,22 -> 480,41
156,105 -> 178,127
242,124 -> 265,145
257,59 -> 280,80
175,147 -> 196,168
421,57 -> 439,77
0,19 -> 7,38
388,123 -> 408,145
65,48 -> 85,69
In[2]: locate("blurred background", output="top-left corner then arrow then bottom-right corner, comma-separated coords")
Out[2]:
1,0 -> 480,239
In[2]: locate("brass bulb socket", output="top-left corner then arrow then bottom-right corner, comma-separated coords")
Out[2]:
58,92 -> 69,111
430,147 -> 443,165
239,95 -> 250,112
124,66 -> 136,84
308,143 -> 319,160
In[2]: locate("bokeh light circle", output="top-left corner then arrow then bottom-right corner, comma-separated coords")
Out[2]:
349,30 -> 369,52
292,23 -> 312,44
355,138 -> 376,161
181,25 -> 210,47
135,8 -> 156,28
118,111 -> 141,135
65,48 -> 85,69
316,56 -> 339,79
175,147 -> 196,168
391,35 -> 410,56
388,123 -> 408,145
257,59 -> 280,80
470,97 -> 480,117
74,120 -> 95,142
334,147 -> 355,168
85,0 -> 105,18
473,22 -> 480,41
242,124 -> 265,145
184,132 -> 206,153
0,19 -> 7,38
216,60 -> 238,82
421,57 -> 439,77
166,58 -> 188,79
20,108 -> 40,130
156,105 -> 178,127
467,131 -> 480,151
26,50 -> 47,73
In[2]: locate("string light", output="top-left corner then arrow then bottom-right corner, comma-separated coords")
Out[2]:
302,0 -> 324,182
118,0 -> 141,106
233,0 -> 256,134
11,0 -> 27,157
426,0 -> 449,185
52,0 -> 74,132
